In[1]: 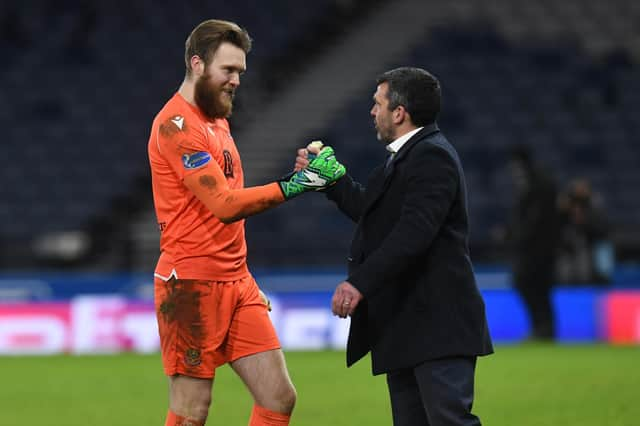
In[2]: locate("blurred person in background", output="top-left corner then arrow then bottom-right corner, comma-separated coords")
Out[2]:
503,145 -> 561,341
147,19 -> 345,426
557,178 -> 612,285
297,67 -> 493,426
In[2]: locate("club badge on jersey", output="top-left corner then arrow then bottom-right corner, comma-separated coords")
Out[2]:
182,151 -> 212,169
222,150 -> 234,177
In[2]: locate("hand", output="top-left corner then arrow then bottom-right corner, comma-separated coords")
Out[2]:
294,141 -> 323,172
279,145 -> 346,199
331,281 -> 363,318
294,148 -> 309,172
259,289 -> 272,311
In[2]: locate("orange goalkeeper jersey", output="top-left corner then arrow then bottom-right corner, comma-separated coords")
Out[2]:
148,93 -> 249,281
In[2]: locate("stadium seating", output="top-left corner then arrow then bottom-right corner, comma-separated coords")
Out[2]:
248,24 -> 640,265
0,0 -> 338,266
1,0 -> 639,269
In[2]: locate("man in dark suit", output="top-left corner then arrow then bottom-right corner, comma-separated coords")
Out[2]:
298,67 -> 493,425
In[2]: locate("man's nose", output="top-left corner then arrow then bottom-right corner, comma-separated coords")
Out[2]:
229,73 -> 240,87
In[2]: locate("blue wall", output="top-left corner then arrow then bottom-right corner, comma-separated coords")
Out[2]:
0,269 -> 626,343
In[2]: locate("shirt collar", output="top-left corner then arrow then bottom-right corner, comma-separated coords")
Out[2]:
386,127 -> 423,154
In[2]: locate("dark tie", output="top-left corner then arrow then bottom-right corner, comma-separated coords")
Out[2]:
384,153 -> 395,175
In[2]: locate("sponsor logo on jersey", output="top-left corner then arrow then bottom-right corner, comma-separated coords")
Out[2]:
159,115 -> 186,137
182,151 -> 211,169
171,115 -> 184,130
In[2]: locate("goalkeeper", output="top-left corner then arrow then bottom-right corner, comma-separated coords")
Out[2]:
147,19 -> 345,426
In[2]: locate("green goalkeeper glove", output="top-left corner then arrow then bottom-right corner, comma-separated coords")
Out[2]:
278,146 -> 346,199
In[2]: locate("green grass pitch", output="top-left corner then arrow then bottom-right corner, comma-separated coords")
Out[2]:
1,344 -> 638,425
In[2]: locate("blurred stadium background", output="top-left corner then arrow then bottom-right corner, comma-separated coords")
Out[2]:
1,0 -> 640,424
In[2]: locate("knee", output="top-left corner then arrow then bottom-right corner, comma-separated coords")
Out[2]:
280,384 -> 297,411
268,382 -> 296,413
172,393 -> 211,420
170,380 -> 212,420
192,393 -> 212,419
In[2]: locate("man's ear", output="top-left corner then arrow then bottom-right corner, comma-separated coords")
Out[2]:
393,105 -> 408,125
190,55 -> 205,76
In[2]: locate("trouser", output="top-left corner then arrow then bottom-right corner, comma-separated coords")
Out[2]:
386,356 -> 481,426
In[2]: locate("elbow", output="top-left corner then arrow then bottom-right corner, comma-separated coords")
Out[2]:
219,215 -> 239,224
210,204 -> 246,224
218,213 -> 244,224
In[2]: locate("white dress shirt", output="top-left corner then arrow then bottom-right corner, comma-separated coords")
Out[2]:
385,127 -> 424,154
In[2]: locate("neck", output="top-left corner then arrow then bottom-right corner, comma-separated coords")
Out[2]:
178,77 -> 196,106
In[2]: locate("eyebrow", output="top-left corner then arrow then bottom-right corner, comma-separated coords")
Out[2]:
221,61 -> 246,72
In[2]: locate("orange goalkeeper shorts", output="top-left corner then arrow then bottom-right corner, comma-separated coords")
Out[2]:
154,275 -> 280,379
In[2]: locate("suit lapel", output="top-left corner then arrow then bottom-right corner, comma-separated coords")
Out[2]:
362,124 -> 440,215
387,123 -> 439,171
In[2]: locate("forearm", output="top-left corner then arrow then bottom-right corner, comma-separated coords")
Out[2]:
182,144 -> 345,223
212,183 -> 285,223
185,170 -> 284,224
325,174 -> 365,222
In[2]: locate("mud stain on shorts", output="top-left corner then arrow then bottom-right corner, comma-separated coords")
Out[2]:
159,279 -> 209,340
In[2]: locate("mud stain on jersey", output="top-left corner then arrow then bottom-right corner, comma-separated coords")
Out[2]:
198,175 -> 217,191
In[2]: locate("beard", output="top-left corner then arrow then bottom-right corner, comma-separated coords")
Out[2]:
194,74 -> 234,119
374,120 -> 395,144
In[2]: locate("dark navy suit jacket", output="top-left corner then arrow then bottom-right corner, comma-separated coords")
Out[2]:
326,123 -> 494,375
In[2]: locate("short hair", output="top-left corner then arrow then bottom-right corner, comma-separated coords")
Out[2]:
376,67 -> 441,126
184,19 -> 252,76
